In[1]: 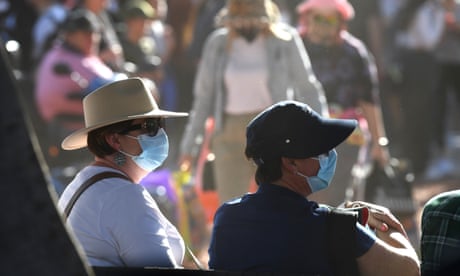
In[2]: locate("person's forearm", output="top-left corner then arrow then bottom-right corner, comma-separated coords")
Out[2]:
359,101 -> 387,146
374,213 -> 420,272
378,232 -> 420,276
377,229 -> 414,251
353,201 -> 420,276
367,16 -> 385,77
359,101 -> 390,164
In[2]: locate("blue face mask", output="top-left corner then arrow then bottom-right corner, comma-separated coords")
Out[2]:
297,149 -> 337,193
121,128 -> 169,171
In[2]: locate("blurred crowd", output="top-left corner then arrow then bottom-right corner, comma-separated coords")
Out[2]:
1,0 -> 459,181
1,0 -> 460,267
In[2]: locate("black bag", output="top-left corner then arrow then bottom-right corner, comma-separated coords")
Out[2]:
325,206 -> 364,276
363,159 -> 416,217
201,153 -> 216,191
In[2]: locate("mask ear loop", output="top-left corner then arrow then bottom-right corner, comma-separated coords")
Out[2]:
117,135 -> 141,160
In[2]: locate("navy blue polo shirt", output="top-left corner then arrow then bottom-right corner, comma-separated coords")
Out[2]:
208,183 -> 376,274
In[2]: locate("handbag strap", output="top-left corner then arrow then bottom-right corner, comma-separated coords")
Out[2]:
63,171 -> 130,221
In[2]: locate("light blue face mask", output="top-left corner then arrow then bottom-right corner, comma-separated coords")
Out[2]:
121,128 -> 169,171
297,149 -> 337,193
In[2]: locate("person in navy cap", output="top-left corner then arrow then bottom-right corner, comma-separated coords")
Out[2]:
208,100 -> 420,275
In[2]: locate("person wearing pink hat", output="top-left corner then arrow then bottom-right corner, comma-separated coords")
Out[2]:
296,0 -> 391,207
297,0 -> 355,22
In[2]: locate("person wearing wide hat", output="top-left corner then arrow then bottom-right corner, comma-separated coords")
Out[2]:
179,0 -> 328,205
57,77 -> 188,268
208,100 -> 420,275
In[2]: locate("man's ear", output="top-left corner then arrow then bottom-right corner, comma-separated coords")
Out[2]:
281,157 -> 297,173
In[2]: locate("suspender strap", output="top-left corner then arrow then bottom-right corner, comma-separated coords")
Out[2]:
63,172 -> 130,221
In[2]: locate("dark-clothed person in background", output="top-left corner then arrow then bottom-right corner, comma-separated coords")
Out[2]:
73,0 -> 125,71
389,0 -> 445,177
118,0 -> 163,84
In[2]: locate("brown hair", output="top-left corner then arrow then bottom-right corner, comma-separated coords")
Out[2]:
251,156 -> 283,185
87,120 -> 134,158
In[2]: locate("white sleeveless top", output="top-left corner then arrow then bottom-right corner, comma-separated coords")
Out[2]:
224,35 -> 273,115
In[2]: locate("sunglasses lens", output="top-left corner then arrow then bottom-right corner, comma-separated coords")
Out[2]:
313,14 -> 339,26
119,118 -> 165,136
145,118 -> 165,136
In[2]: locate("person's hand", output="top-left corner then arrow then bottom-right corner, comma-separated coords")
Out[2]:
346,201 -> 415,251
344,201 -> 408,239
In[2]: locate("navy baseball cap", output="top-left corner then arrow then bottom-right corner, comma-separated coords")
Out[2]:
245,100 -> 357,160
61,10 -> 101,33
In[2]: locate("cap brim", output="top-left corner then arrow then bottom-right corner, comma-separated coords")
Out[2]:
312,117 -> 357,156
62,109 -> 188,150
287,116 -> 357,159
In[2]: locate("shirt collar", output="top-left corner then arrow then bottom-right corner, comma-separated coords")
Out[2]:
257,183 -> 307,201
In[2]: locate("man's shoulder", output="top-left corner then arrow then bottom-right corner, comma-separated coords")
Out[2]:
423,190 -> 460,216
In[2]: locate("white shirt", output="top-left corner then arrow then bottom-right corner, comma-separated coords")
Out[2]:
57,166 -> 185,267
224,35 -> 273,114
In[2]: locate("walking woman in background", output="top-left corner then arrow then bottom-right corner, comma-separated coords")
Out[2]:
179,0 -> 328,204
296,0 -> 390,206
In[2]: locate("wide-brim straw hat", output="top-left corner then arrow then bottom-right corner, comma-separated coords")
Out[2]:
297,0 -> 355,21
215,0 -> 278,27
62,77 -> 188,150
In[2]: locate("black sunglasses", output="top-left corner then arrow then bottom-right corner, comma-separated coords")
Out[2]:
119,118 -> 165,136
